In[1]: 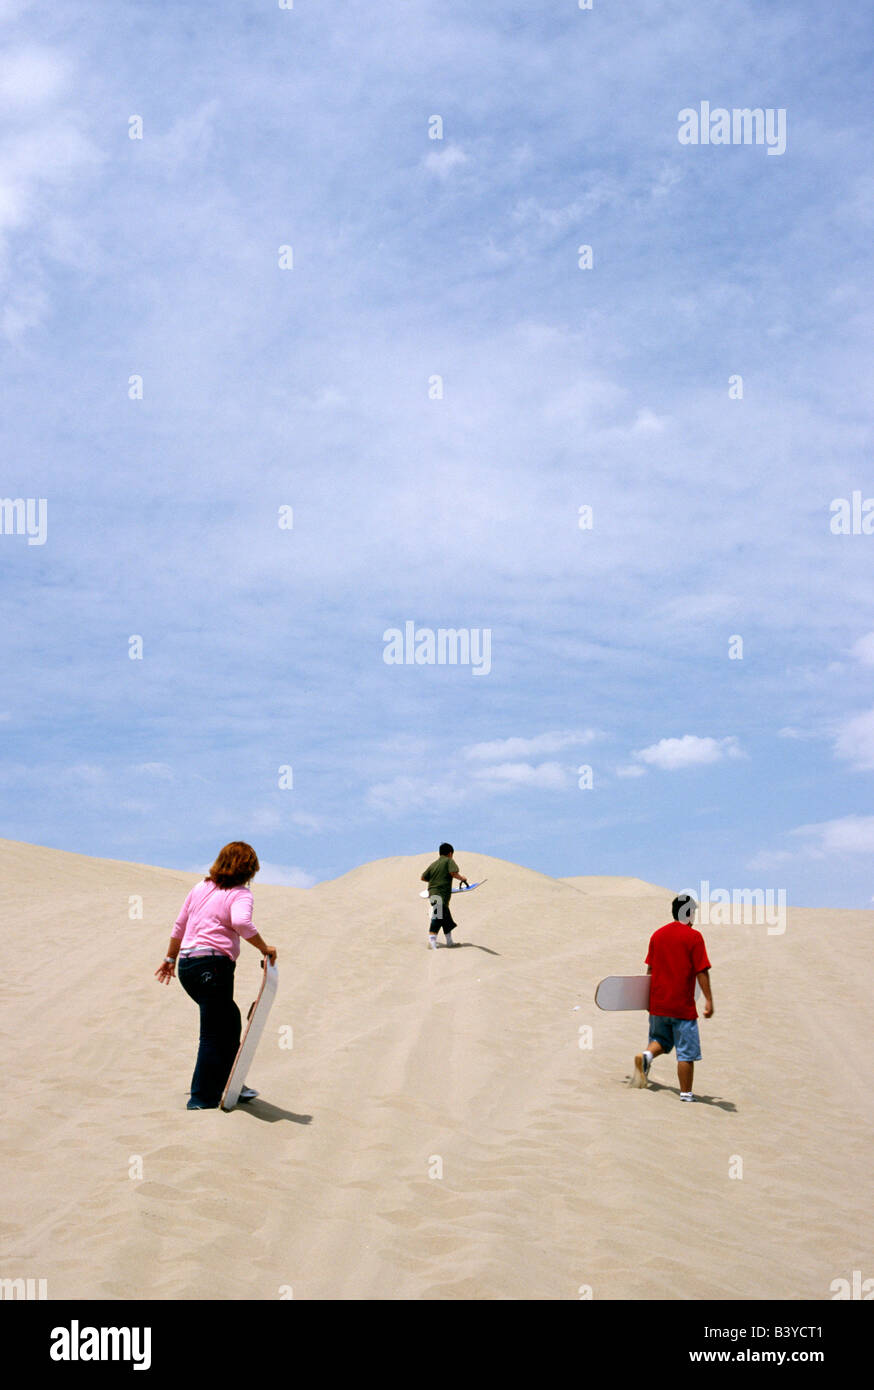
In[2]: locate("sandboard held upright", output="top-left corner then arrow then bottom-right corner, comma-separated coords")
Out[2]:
221,958 -> 278,1110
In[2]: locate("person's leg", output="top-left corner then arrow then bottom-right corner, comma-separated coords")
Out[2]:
428,894 -> 442,946
180,958 -> 229,1106
440,899 -> 457,942
178,956 -> 241,1107
633,1017 -> 669,1086
674,1020 -> 702,1099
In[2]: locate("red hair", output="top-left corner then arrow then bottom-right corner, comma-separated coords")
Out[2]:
207,841 -> 260,889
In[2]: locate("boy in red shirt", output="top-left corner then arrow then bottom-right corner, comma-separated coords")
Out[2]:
633,894 -> 714,1102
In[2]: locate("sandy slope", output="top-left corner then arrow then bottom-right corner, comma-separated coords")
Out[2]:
1,838 -> 871,1301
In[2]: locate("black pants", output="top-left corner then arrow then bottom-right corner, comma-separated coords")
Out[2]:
428,895 -> 456,937
177,954 -> 241,1106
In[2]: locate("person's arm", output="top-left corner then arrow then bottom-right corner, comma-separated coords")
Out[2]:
450,870 -> 469,886
245,931 -> 277,964
156,894 -> 190,983
697,968 -> 713,1017
155,935 -> 181,984
231,888 -> 277,963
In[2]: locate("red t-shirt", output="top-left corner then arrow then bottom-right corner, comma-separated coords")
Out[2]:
646,921 -> 711,1020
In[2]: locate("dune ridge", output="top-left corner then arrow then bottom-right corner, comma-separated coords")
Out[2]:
1,837 -> 870,1301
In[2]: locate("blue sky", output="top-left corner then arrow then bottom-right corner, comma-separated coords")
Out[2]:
1,0 -> 873,906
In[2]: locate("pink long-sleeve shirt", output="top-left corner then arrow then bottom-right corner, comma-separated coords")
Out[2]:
171,879 -> 258,961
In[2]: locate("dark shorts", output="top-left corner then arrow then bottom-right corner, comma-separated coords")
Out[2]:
648,1015 -> 701,1062
428,894 -> 456,934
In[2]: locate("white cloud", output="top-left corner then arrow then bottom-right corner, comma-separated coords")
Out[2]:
631,408 -> 668,434
367,775 -> 457,816
140,100 -> 220,170
615,763 -> 647,778
633,735 -> 744,771
288,810 -> 325,833
746,849 -> 795,871
0,42 -> 100,339
466,730 -> 597,761
834,709 -> 874,771
472,760 -> 568,790
0,45 -> 67,110
424,145 -> 467,177
851,633 -> 874,666
367,747 -> 579,812
134,762 -> 174,779
256,861 -> 316,888
247,805 -> 323,834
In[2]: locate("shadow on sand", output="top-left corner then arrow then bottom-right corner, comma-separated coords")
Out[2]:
231,1100 -> 313,1124
635,1079 -> 736,1111
442,941 -> 501,956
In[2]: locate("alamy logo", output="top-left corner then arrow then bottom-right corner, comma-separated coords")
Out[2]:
0,497 -> 47,545
50,1320 -> 151,1371
690,880 -> 788,935
678,103 -> 787,155
830,492 -> 874,535
383,621 -> 491,676
0,1276 -> 47,1299
830,1270 -> 874,1300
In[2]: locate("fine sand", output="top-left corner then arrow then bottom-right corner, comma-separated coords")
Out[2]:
1,837 -> 871,1301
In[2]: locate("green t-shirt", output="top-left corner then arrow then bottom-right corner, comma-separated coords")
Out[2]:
423,855 -> 458,902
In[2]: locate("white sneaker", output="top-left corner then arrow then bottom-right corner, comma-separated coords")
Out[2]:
428,935 -> 439,949
444,933 -> 454,947
680,1092 -> 695,1102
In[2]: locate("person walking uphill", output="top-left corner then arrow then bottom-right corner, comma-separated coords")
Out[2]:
155,841 -> 277,1110
633,894 -> 713,1102
421,842 -> 468,949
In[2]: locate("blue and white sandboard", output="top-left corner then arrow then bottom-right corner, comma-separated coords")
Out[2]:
419,880 -> 487,898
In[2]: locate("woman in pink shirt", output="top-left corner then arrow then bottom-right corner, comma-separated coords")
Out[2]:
155,841 -> 277,1110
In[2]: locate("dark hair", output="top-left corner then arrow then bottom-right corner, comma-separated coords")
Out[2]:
208,841 -> 260,889
439,842 -> 454,857
672,894 -> 697,925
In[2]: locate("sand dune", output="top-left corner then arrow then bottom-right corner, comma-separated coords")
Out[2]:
1,837 -> 871,1301
561,875 -> 672,897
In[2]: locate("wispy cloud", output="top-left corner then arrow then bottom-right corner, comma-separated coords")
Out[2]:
791,815 -> 874,856
0,39 -> 100,338
424,145 -> 467,178
257,861 -> 316,889
1,1 -> 871,906
471,760 -> 569,791
834,710 -> 874,771
850,634 -> 874,666
466,731 -> 597,761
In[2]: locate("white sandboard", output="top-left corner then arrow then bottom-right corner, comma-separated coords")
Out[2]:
595,975 -> 650,1010
418,879 -> 487,898
594,975 -> 703,1011
221,959 -> 278,1110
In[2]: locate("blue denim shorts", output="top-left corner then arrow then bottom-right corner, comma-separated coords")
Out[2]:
648,1015 -> 701,1062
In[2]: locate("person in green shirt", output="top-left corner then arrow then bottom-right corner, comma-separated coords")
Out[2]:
420,842 -> 468,949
